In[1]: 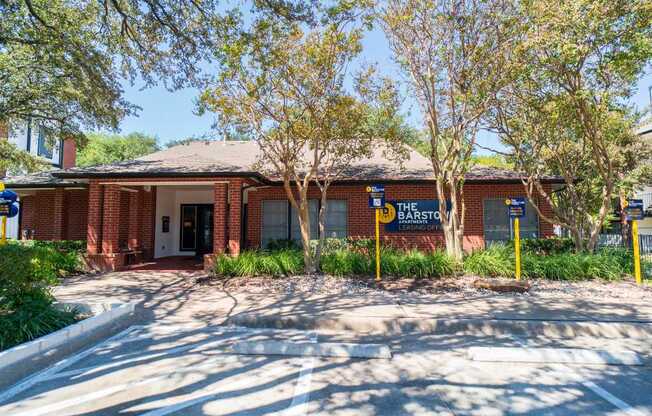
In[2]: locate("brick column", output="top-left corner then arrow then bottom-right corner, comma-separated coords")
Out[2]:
52,188 -> 66,241
127,190 -> 142,250
86,182 -> 103,254
141,186 -> 156,259
101,184 -> 121,254
213,183 -> 228,254
228,179 -> 243,256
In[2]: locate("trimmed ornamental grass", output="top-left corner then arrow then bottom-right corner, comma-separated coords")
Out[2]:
463,244 -> 649,281
214,249 -> 304,277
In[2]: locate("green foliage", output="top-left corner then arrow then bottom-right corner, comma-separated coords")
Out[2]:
1,292 -> 79,351
464,244 -> 646,281
379,249 -> 456,279
267,239 -> 300,251
471,155 -> 513,170
0,241 -> 84,350
320,250 -> 371,276
463,245 -> 515,278
0,140 -> 49,174
77,132 -> 159,167
522,237 -> 575,255
213,250 -> 304,278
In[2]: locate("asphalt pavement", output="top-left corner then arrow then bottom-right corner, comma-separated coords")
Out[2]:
2,323 -> 651,415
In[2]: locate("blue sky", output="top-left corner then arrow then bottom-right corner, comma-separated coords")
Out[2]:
115,26 -> 652,154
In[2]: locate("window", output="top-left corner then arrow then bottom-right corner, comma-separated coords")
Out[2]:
483,198 -> 538,245
262,200 -> 288,247
37,126 -> 53,159
261,199 -> 348,247
290,200 -> 319,242
325,200 -> 348,238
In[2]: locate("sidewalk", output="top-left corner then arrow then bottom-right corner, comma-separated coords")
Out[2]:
54,271 -> 652,338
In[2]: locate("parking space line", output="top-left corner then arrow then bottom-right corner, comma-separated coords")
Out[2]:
0,326 -> 139,405
583,381 -> 647,416
283,356 -> 316,416
506,335 -> 645,415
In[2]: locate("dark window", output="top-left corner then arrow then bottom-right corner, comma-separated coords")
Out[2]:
262,199 -> 348,248
37,127 -> 53,159
180,205 -> 197,250
483,198 -> 538,246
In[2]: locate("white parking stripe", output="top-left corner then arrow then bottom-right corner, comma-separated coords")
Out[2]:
283,356 -> 315,416
0,326 -> 139,405
583,381 -> 648,416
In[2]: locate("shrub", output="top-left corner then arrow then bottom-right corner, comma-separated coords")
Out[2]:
0,242 -> 83,350
213,249 -> 304,277
320,250 -> 371,276
523,237 -> 574,255
463,244 -> 514,277
0,291 -> 79,350
266,239 -> 299,251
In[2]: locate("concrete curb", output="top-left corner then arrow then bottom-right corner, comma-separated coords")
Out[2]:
0,302 -> 135,372
232,340 -> 392,359
225,314 -> 652,339
468,347 -> 643,365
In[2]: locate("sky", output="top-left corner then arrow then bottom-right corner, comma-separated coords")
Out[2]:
114,26 -> 652,155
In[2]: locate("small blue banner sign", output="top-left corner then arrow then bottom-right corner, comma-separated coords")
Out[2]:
506,197 -> 526,218
384,200 -> 451,232
367,184 -> 385,209
625,199 -> 644,221
0,189 -> 19,218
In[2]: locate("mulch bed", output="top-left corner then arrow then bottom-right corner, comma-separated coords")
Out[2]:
196,274 -> 652,300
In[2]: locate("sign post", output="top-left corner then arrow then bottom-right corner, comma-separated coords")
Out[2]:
506,198 -> 526,280
367,185 -> 385,281
0,183 -> 19,246
625,199 -> 644,285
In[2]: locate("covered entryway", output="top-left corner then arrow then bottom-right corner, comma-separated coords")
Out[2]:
85,178 -> 248,271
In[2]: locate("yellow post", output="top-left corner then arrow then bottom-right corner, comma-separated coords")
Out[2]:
632,219 -> 642,285
375,208 -> 381,281
0,182 -> 5,246
514,217 -> 521,281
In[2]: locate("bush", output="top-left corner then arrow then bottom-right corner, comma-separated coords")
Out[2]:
523,237 -> 574,255
320,250 -> 371,276
0,242 -> 83,350
214,249 -> 304,277
463,244 -> 514,277
266,239 -> 299,251
0,291 -> 79,350
465,244 -> 636,281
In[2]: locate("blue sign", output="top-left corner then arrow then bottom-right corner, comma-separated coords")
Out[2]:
384,200 -> 451,232
367,184 -> 385,209
625,199 -> 644,221
507,197 -> 526,218
0,189 -> 19,218
0,190 -> 17,204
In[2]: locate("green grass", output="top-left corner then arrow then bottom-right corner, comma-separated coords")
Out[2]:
213,249 -> 304,277
464,244 -> 648,281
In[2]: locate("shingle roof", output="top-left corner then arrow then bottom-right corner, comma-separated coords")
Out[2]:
3,170 -> 85,188
9,140 -> 563,184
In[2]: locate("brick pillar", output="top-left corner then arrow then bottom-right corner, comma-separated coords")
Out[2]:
52,188 -> 66,241
127,190 -> 142,250
228,179 -> 243,256
86,182 -> 103,254
101,184 -> 121,254
213,183 -> 227,254
141,186 -> 156,259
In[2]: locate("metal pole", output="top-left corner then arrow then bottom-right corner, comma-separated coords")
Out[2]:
375,208 -> 381,281
632,219 -> 642,285
514,217 -> 521,280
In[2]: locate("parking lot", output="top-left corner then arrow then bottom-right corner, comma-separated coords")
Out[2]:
2,321 -> 652,416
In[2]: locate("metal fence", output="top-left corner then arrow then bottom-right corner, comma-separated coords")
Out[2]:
598,233 -> 652,255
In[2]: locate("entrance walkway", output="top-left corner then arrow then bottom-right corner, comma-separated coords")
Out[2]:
126,256 -> 204,272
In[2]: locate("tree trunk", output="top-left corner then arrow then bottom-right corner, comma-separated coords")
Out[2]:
570,227 -> 584,252
314,195 -> 328,272
436,178 -> 464,262
298,202 -> 315,274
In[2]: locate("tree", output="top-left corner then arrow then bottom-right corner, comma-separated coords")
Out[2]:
380,0 -> 512,260
201,20 -> 405,272
486,0 -> 652,252
77,132 -> 159,167
0,0 -> 315,168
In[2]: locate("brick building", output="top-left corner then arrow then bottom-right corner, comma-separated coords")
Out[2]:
5,141 -> 561,271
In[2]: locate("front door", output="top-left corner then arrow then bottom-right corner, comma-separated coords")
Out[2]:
180,204 -> 214,256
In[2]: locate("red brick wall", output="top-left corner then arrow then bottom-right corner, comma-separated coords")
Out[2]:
118,190 -> 130,249
247,182 -> 556,251
21,189 -> 88,241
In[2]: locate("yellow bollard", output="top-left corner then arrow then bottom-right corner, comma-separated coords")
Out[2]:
375,208 -> 381,281
514,217 -> 521,281
632,219 -> 641,285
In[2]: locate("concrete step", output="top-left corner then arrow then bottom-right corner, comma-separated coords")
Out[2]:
226,314 -> 652,339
